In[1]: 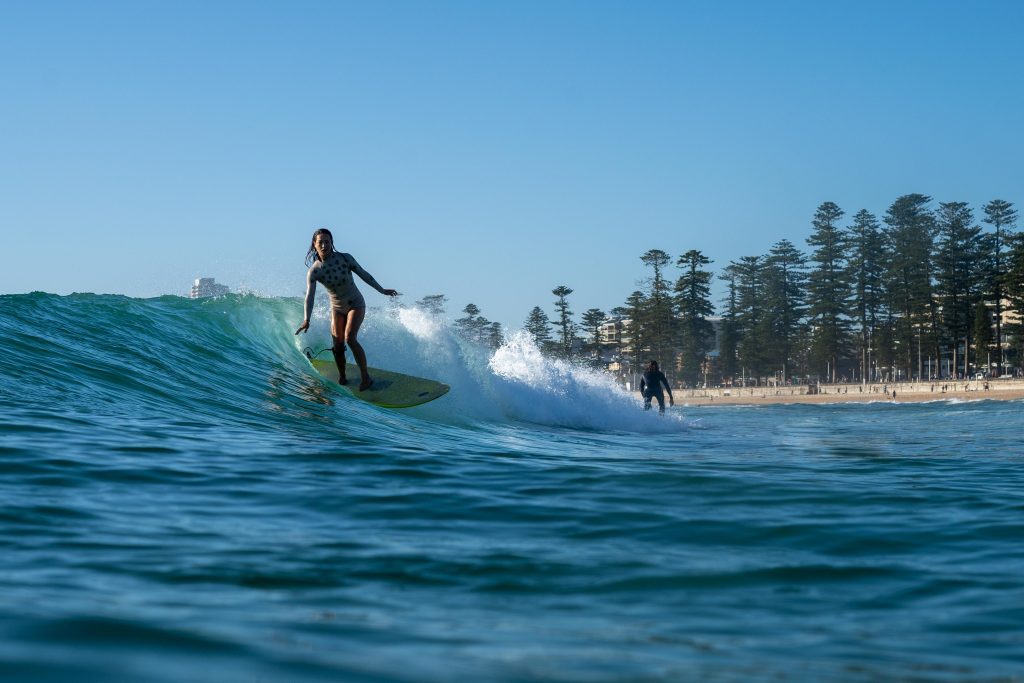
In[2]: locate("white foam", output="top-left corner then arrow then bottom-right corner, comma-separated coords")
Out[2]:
396,306 -> 441,340
318,309 -> 689,433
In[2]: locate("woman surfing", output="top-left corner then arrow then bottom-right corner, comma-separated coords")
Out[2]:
295,228 -> 398,391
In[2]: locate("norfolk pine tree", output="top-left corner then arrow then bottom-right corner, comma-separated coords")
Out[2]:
487,321 -> 505,350
1002,229 -> 1024,368
764,239 -> 808,383
847,210 -> 886,383
884,194 -> 936,379
934,201 -> 986,377
983,199 -> 1018,376
639,249 -> 676,372
717,267 -> 740,383
580,308 -> 607,366
551,285 -> 576,358
730,256 -> 771,380
622,290 -> 648,379
455,303 -> 492,345
806,202 -> 853,382
416,294 -> 448,318
675,250 -> 715,386
524,306 -> 553,349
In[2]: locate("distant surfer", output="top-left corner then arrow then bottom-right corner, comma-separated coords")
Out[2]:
639,360 -> 674,413
295,228 -> 398,391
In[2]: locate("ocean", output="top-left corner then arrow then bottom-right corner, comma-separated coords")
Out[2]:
1,292 -> 1022,682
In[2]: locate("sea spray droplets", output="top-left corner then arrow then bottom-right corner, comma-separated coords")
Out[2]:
489,331 -> 553,388
379,308 -> 684,431
486,331 -> 687,432
396,307 -> 441,341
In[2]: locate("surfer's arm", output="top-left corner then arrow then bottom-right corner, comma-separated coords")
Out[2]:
661,374 -> 674,404
296,269 -> 316,334
348,255 -> 398,296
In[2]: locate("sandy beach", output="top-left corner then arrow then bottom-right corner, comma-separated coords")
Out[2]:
673,379 -> 1024,406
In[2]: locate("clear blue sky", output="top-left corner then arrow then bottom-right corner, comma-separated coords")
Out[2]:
2,1 -> 1022,328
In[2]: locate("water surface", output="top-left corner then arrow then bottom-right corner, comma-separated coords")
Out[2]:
1,293 -> 1022,681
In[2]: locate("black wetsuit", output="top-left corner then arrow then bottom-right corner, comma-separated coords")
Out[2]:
640,370 -> 672,412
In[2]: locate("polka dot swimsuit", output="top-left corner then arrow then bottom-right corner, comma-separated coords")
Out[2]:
304,251 -> 386,319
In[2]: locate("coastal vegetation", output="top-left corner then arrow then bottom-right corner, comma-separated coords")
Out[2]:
437,195 -> 1021,386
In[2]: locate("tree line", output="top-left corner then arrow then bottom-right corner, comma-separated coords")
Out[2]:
709,196 -> 1020,384
422,195 -> 1022,386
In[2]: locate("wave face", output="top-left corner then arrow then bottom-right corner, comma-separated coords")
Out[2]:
1,292 -> 683,433
2,293 -> 1024,682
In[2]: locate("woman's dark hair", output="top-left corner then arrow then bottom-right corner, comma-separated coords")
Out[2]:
648,360 -> 659,371
305,228 -> 335,266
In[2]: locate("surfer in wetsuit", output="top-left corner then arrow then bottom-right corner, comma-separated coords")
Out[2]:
295,228 -> 398,391
639,360 -> 674,413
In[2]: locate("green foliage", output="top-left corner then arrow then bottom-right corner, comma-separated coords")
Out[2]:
806,202 -> 853,382
416,294 -> 448,317
984,199 -> 1018,376
524,306 -> 553,348
1003,230 -> 1024,369
487,321 -> 505,350
847,210 -> 886,381
494,195 -> 1024,388
972,301 -> 994,370
874,319 -> 897,381
454,303 -> 493,346
639,249 -> 677,372
717,267 -> 739,381
764,239 -> 808,382
934,201 -> 986,376
675,250 -> 715,386
883,194 -> 936,379
728,256 -> 772,378
621,290 -> 647,376
580,308 -> 606,366
551,285 -> 576,358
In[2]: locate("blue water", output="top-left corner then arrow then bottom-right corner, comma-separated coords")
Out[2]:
2,293 -> 1023,682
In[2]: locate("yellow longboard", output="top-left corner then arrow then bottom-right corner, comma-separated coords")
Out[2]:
309,358 -> 449,408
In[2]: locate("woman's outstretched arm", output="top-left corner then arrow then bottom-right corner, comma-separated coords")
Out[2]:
295,268 -> 317,334
348,255 -> 398,296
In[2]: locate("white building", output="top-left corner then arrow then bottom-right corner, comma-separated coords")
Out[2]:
190,277 -> 230,299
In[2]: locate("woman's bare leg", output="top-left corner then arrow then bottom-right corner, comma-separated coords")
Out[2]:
344,308 -> 372,390
331,310 -> 349,385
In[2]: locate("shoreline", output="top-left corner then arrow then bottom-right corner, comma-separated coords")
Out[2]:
670,379 -> 1024,406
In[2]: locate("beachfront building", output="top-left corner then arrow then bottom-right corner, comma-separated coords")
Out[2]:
595,316 -> 643,389
594,315 -> 722,388
693,317 -> 723,386
869,295 -> 1023,382
190,277 -> 230,299
995,302 -> 1021,376
967,298 -> 1023,377
596,316 -> 633,374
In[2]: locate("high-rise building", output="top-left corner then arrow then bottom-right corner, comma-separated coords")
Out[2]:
190,277 -> 230,299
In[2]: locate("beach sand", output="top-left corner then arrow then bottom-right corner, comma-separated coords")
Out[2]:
673,380 -> 1024,406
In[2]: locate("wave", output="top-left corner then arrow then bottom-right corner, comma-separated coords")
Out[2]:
308,304 -> 687,432
0,293 -> 685,436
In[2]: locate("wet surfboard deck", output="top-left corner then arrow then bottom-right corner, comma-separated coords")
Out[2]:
310,358 -> 449,408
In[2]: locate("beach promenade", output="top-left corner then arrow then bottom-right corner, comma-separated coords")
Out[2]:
676,379 -> 1024,406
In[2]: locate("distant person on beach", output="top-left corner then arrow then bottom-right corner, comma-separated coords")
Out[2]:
294,228 -> 398,391
639,360 -> 674,413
